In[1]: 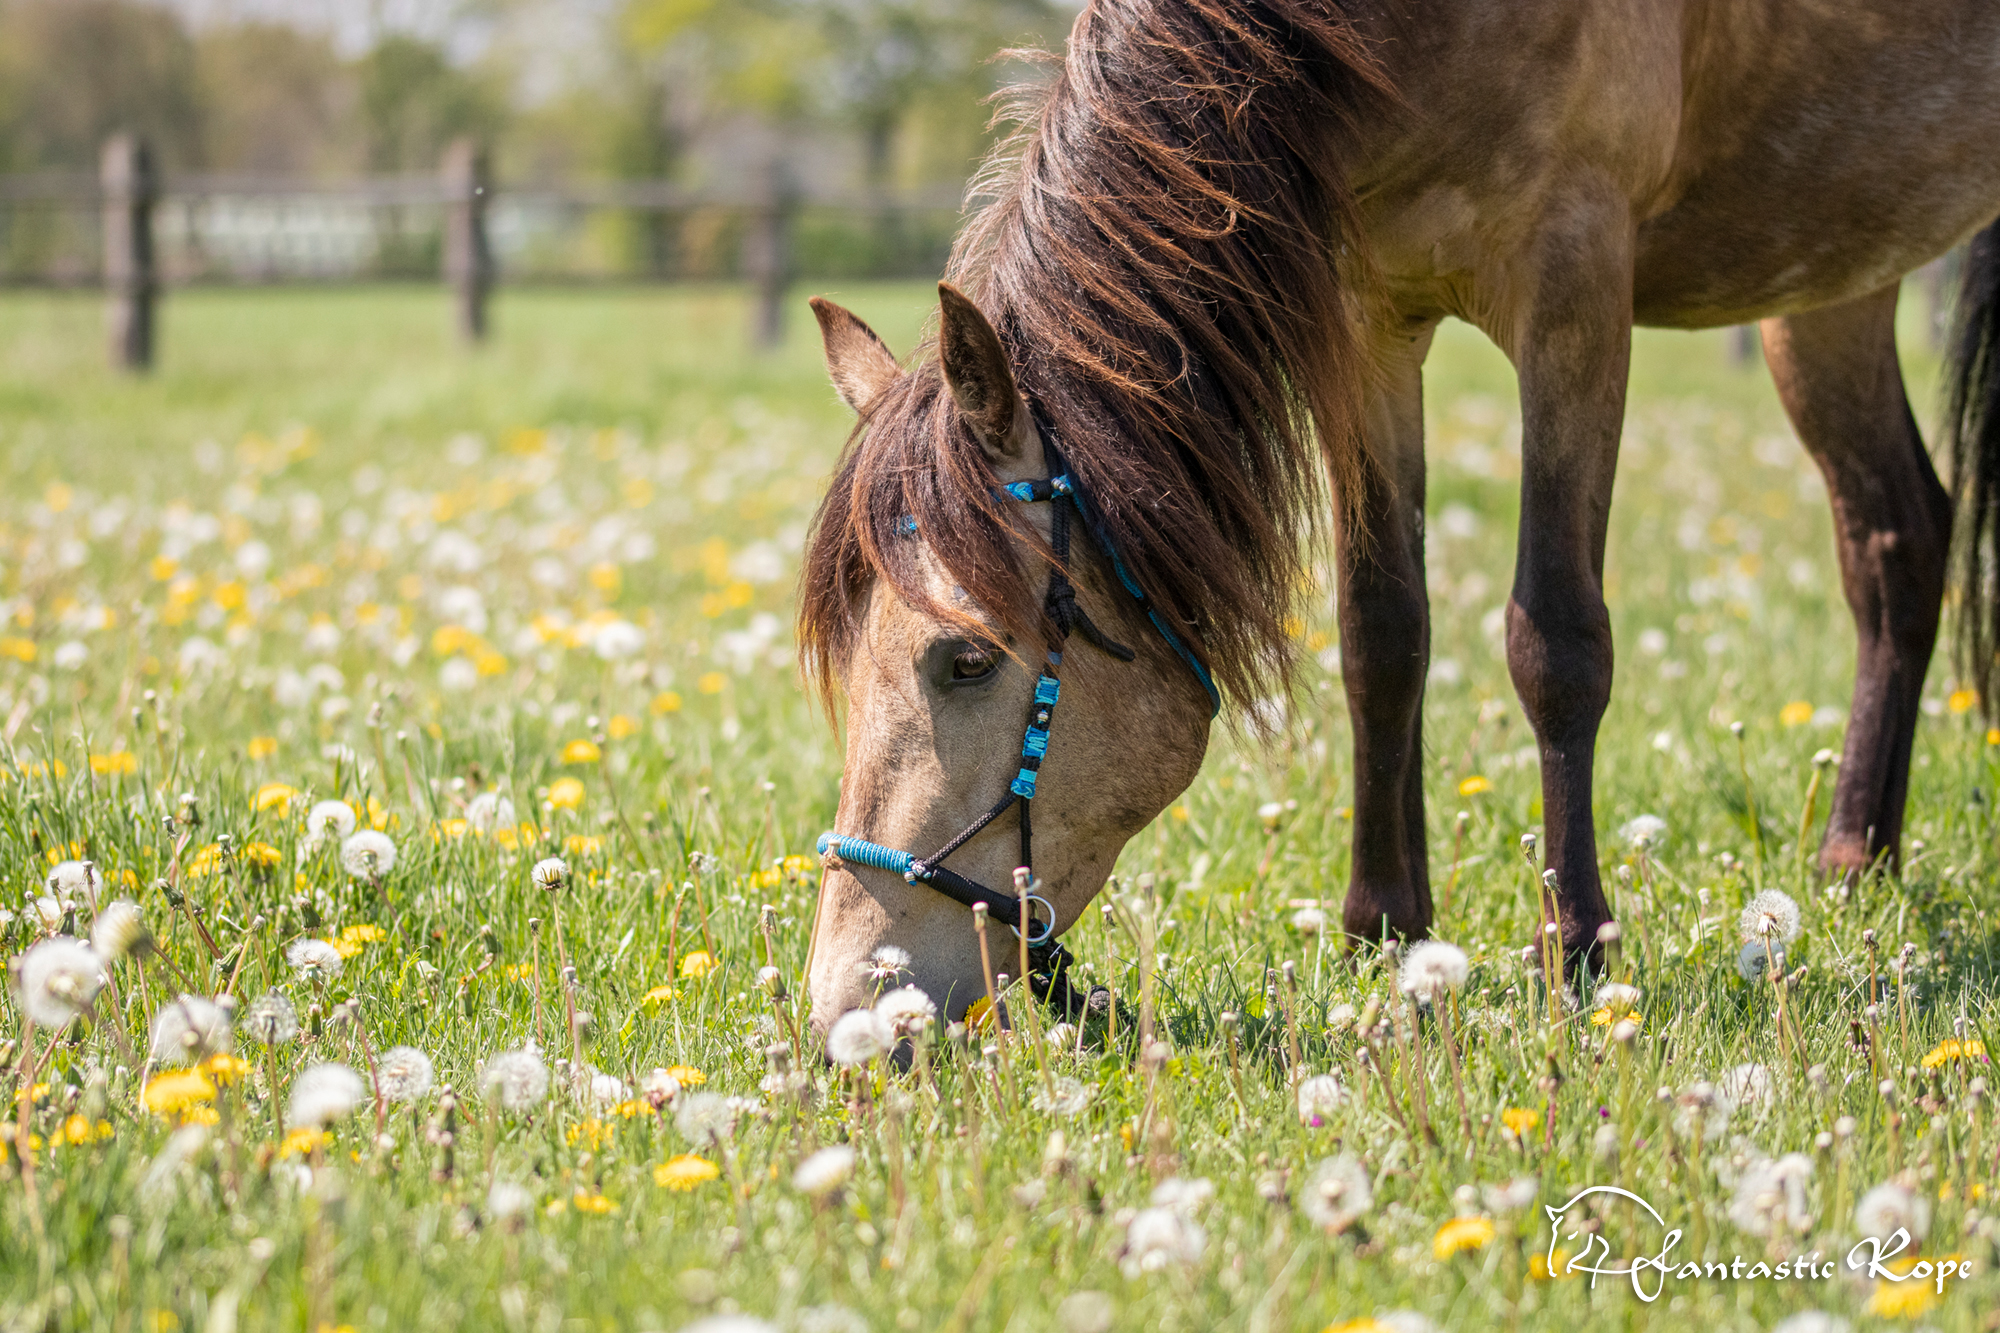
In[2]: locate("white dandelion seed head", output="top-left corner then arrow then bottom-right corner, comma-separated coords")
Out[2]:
1728,1153 -> 1814,1237
486,1180 -> 534,1222
1596,982 -> 1641,1011
639,1068 -> 683,1106
873,985 -> 937,1037
340,830 -> 397,878
1377,1315 -> 1441,1333
1716,1062 -> 1773,1117
241,990 -> 300,1046
677,1318 -> 779,1333
673,1090 -> 744,1144
377,1046 -> 436,1103
1295,1074 -> 1350,1126
46,860 -> 100,903
1618,815 -> 1667,850
286,937 -> 344,981
825,1008 -> 893,1066
589,1071 -> 628,1106
149,994 -> 231,1063
89,900 -> 149,961
1299,1154 -> 1373,1231
1738,889 -> 1803,945
1854,1180 -> 1930,1242
307,800 -> 358,840
531,857 -> 568,892
1149,1176 -> 1214,1216
794,1307 -> 869,1333
31,896 -> 65,932
1481,1176 -> 1539,1215
16,937 -> 105,1028
792,1144 -> 856,1199
465,790 -> 517,833
1735,939 -> 1787,982
289,1062 -> 367,1126
1289,906 -> 1328,936
1119,1206 -> 1206,1278
1397,940 -> 1470,1003
860,944 -> 911,984
1030,1076 -> 1095,1118
481,1047 -> 550,1113
1770,1315 -> 1850,1333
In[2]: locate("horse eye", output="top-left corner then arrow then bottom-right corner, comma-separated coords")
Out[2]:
951,644 -> 997,680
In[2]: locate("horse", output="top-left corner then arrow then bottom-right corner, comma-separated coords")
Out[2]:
796,0 -> 2000,1028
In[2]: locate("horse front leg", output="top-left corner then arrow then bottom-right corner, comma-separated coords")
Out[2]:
1502,202 -> 1632,967
1337,320 -> 1437,949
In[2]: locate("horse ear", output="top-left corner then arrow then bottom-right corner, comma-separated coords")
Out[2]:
937,282 -> 1026,463
810,297 -> 902,420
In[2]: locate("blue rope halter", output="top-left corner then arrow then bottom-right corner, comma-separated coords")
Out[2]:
816,426 -> 1219,1005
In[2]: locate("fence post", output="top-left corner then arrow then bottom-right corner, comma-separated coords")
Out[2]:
442,138 -> 490,342
745,160 -> 795,348
101,134 -> 157,371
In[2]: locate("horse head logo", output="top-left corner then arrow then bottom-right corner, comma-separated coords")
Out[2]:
1543,1185 -> 1682,1302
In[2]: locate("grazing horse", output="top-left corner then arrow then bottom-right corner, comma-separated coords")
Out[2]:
798,0 -> 2000,1025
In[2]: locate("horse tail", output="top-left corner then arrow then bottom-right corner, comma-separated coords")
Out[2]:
1948,220 -> 2000,708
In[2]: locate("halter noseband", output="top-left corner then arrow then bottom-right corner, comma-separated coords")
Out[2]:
816,425 -> 1220,1013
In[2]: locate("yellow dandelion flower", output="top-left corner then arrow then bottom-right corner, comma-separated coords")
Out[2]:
1779,700 -> 1815,727
1457,775 -> 1492,796
606,714 -> 638,739
279,1127 -> 326,1158
142,1070 -> 216,1116
201,1054 -> 250,1087
964,995 -> 996,1032
613,1099 -> 653,1119
252,782 -> 298,812
333,923 -> 386,959
567,1119 -> 614,1150
588,562 -> 622,595
186,844 -> 224,878
247,736 -> 279,761
241,842 -> 281,870
679,950 -> 718,979
570,1191 -> 617,1215
643,984 -> 679,1005
696,672 -> 726,695
1500,1107 -> 1540,1137
56,1113 -> 112,1146
655,1155 -> 720,1191
663,1065 -> 705,1087
433,818 -> 469,841
1921,1038 -> 1986,1069
146,1313 -> 180,1333
1433,1216 -> 1496,1259
565,834 -> 602,856
1948,688 -> 1979,714
650,690 -> 683,715
1590,1007 -> 1641,1029
1528,1247 -> 1574,1279
149,554 -> 179,581
89,752 -> 138,776
0,637 -> 37,662
1865,1272 -> 1939,1318
1321,1321 -> 1391,1333
547,777 -> 586,811
1989,727 -> 2000,746
560,739 -> 601,765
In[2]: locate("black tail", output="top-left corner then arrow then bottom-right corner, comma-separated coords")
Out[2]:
1948,221 -> 2000,708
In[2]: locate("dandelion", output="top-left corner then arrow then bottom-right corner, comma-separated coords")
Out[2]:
678,950 -> 718,979
1030,1077 -> 1095,1117
89,901 -> 149,961
1482,1177 -> 1539,1215
46,860 -> 100,903
376,1047 -> 435,1103
1863,1271 -> 1939,1319
307,800 -> 358,840
1500,1107 -> 1540,1138
547,777 -> 586,811
531,857 -> 569,892
589,1072 -> 627,1105
1921,1038 -> 1987,1069
1618,814 -> 1667,850
340,829 -> 397,878
1738,889 -> 1803,946
241,992 -> 299,1046
655,1155 -> 721,1191
481,1047 -> 551,1113
487,1181 -> 534,1224
674,1091 -> 743,1144
141,1069 -> 216,1117
289,1063 -> 366,1126
17,937 -> 105,1027
1854,1180 -> 1930,1242
1717,1062 -> 1773,1116
1432,1215 -> 1496,1259
149,995 -> 231,1064
286,938 -> 344,982
1119,1207 -> 1206,1277
825,1009 -> 893,1066
663,1064 -> 706,1087
1296,1074 -> 1349,1127
466,790 -> 517,833
792,1144 -> 856,1199
1397,941 -> 1469,1004
874,985 -> 936,1037
1770,1315 -> 1850,1333
1728,1153 -> 1814,1236
1289,905 -> 1328,935
1299,1155 -> 1373,1232
861,944 -> 911,985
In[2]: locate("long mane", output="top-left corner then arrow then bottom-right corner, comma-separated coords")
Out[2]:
800,0 -> 1388,708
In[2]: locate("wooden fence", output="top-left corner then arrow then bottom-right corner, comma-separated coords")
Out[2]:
0,135 -> 967,367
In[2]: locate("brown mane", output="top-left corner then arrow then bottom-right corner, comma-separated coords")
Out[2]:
799,0 -> 1390,708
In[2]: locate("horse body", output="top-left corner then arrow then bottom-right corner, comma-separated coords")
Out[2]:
801,0 -> 2000,1028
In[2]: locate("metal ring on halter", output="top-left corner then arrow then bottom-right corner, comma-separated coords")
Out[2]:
1011,894 -> 1056,946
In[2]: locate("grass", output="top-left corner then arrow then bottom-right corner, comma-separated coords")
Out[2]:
0,283 -> 1993,1333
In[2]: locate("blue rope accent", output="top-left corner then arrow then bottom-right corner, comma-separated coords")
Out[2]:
1034,675 -> 1061,706
815,832 -> 914,877
1010,768 -> 1040,798
1021,728 -> 1049,759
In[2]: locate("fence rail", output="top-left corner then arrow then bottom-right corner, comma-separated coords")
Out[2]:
0,135 -> 972,367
